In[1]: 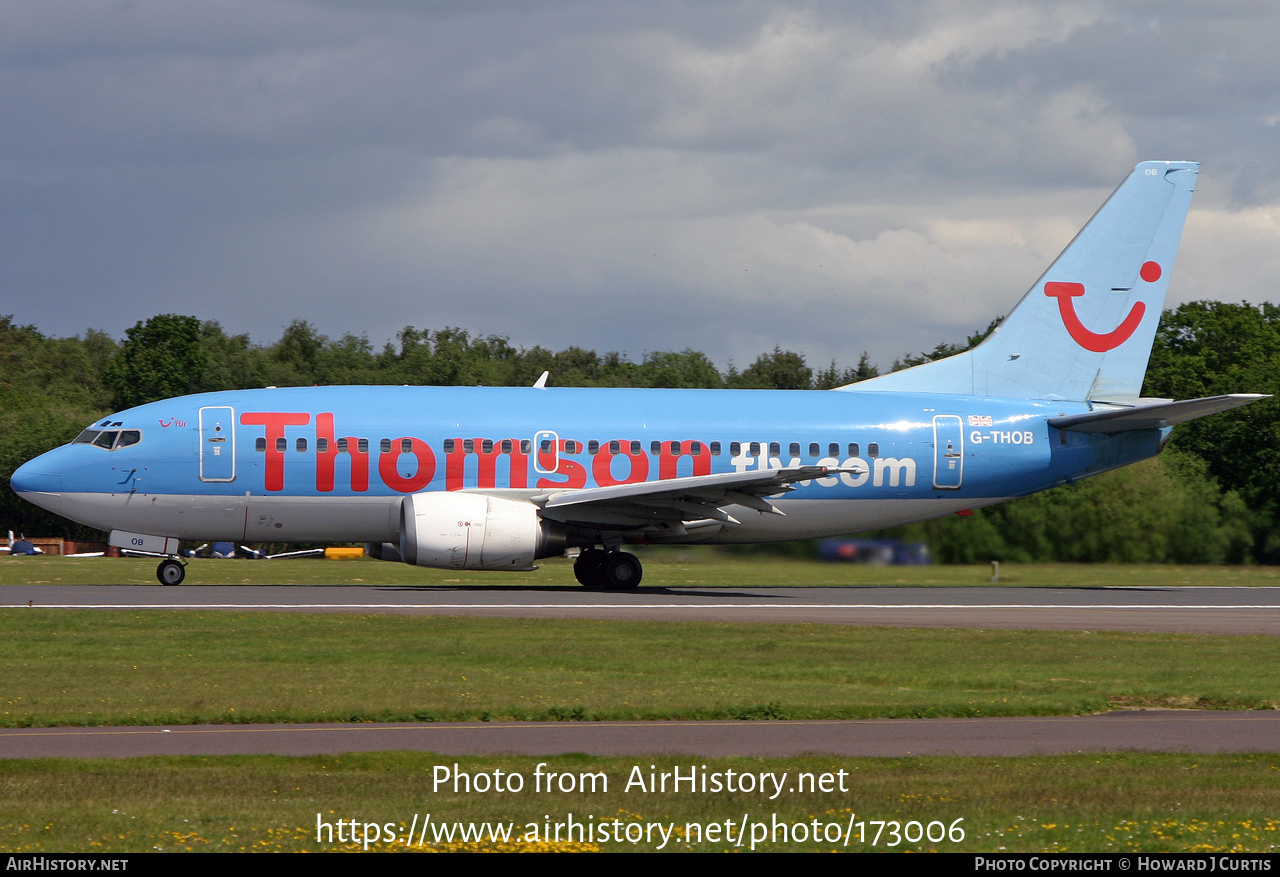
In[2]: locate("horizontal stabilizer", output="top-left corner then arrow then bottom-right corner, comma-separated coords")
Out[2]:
1049,394 -> 1269,434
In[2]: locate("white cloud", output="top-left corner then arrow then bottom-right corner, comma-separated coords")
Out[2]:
1176,206 -> 1280,307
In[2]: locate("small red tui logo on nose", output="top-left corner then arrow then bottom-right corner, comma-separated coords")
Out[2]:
1043,261 -> 1160,352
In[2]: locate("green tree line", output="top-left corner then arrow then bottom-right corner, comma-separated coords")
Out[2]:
1,306 -> 1275,562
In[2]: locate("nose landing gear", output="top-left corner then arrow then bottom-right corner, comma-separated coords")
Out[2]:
573,547 -> 642,590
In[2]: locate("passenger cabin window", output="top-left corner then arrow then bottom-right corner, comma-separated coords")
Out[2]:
565,440 -> 578,454
357,439 -> 369,454
651,441 -> 661,455
481,439 -> 493,454
337,438 -> 348,453
749,442 -> 761,456
275,438 -> 287,453
809,442 -> 820,457
729,442 -> 740,456
380,439 -> 392,454
789,442 -> 800,457
828,442 -> 839,457
500,439 -> 512,454
296,438 -> 307,452
690,441 -> 702,456
848,443 -> 859,457
317,438 -> 329,453
868,442 -> 879,457
588,440 -> 599,454
443,439 -> 455,453
256,437 -> 266,452
608,440 -> 620,454
630,440 -> 641,454
710,442 -> 721,456
520,439 -> 531,454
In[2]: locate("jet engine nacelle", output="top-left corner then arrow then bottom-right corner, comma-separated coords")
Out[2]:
399,492 -> 567,571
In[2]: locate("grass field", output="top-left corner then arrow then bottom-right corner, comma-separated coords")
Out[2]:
3,555 -> 1278,854
2,752 -> 1278,853
4,552 -> 1280,588
1,610 -> 1277,727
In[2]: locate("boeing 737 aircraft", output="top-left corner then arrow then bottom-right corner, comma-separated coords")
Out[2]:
11,161 -> 1267,588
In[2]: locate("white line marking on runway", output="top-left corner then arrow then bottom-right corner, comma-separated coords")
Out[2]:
5,604 -> 1280,610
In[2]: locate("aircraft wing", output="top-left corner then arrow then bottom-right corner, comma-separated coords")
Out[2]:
1049,394 -> 1270,434
532,466 -> 852,528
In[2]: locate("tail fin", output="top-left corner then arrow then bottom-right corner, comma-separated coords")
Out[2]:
844,161 -> 1199,404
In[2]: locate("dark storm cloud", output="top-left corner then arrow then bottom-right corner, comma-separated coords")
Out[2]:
1,1 -> 1277,372
948,2 -> 1280,196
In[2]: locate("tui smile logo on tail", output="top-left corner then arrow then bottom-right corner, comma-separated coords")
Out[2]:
1043,260 -> 1161,352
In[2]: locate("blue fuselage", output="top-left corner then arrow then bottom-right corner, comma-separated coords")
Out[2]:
12,385 -> 1165,545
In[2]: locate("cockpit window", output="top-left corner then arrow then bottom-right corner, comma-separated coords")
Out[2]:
76,428 -> 142,451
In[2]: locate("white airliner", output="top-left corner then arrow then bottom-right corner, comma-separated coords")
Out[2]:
11,161 -> 1266,589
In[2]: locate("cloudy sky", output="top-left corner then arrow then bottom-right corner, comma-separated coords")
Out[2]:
3,0 -> 1279,372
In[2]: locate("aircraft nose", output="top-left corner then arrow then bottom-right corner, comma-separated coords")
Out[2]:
10,455 -> 64,515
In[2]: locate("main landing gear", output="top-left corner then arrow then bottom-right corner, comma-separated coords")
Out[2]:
573,548 -> 643,591
157,557 -> 186,586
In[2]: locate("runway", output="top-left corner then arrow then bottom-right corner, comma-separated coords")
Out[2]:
6,583 -> 1280,635
4,712 -> 1278,759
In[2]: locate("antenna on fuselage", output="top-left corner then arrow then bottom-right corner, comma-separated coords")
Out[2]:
532,371 -> 550,389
